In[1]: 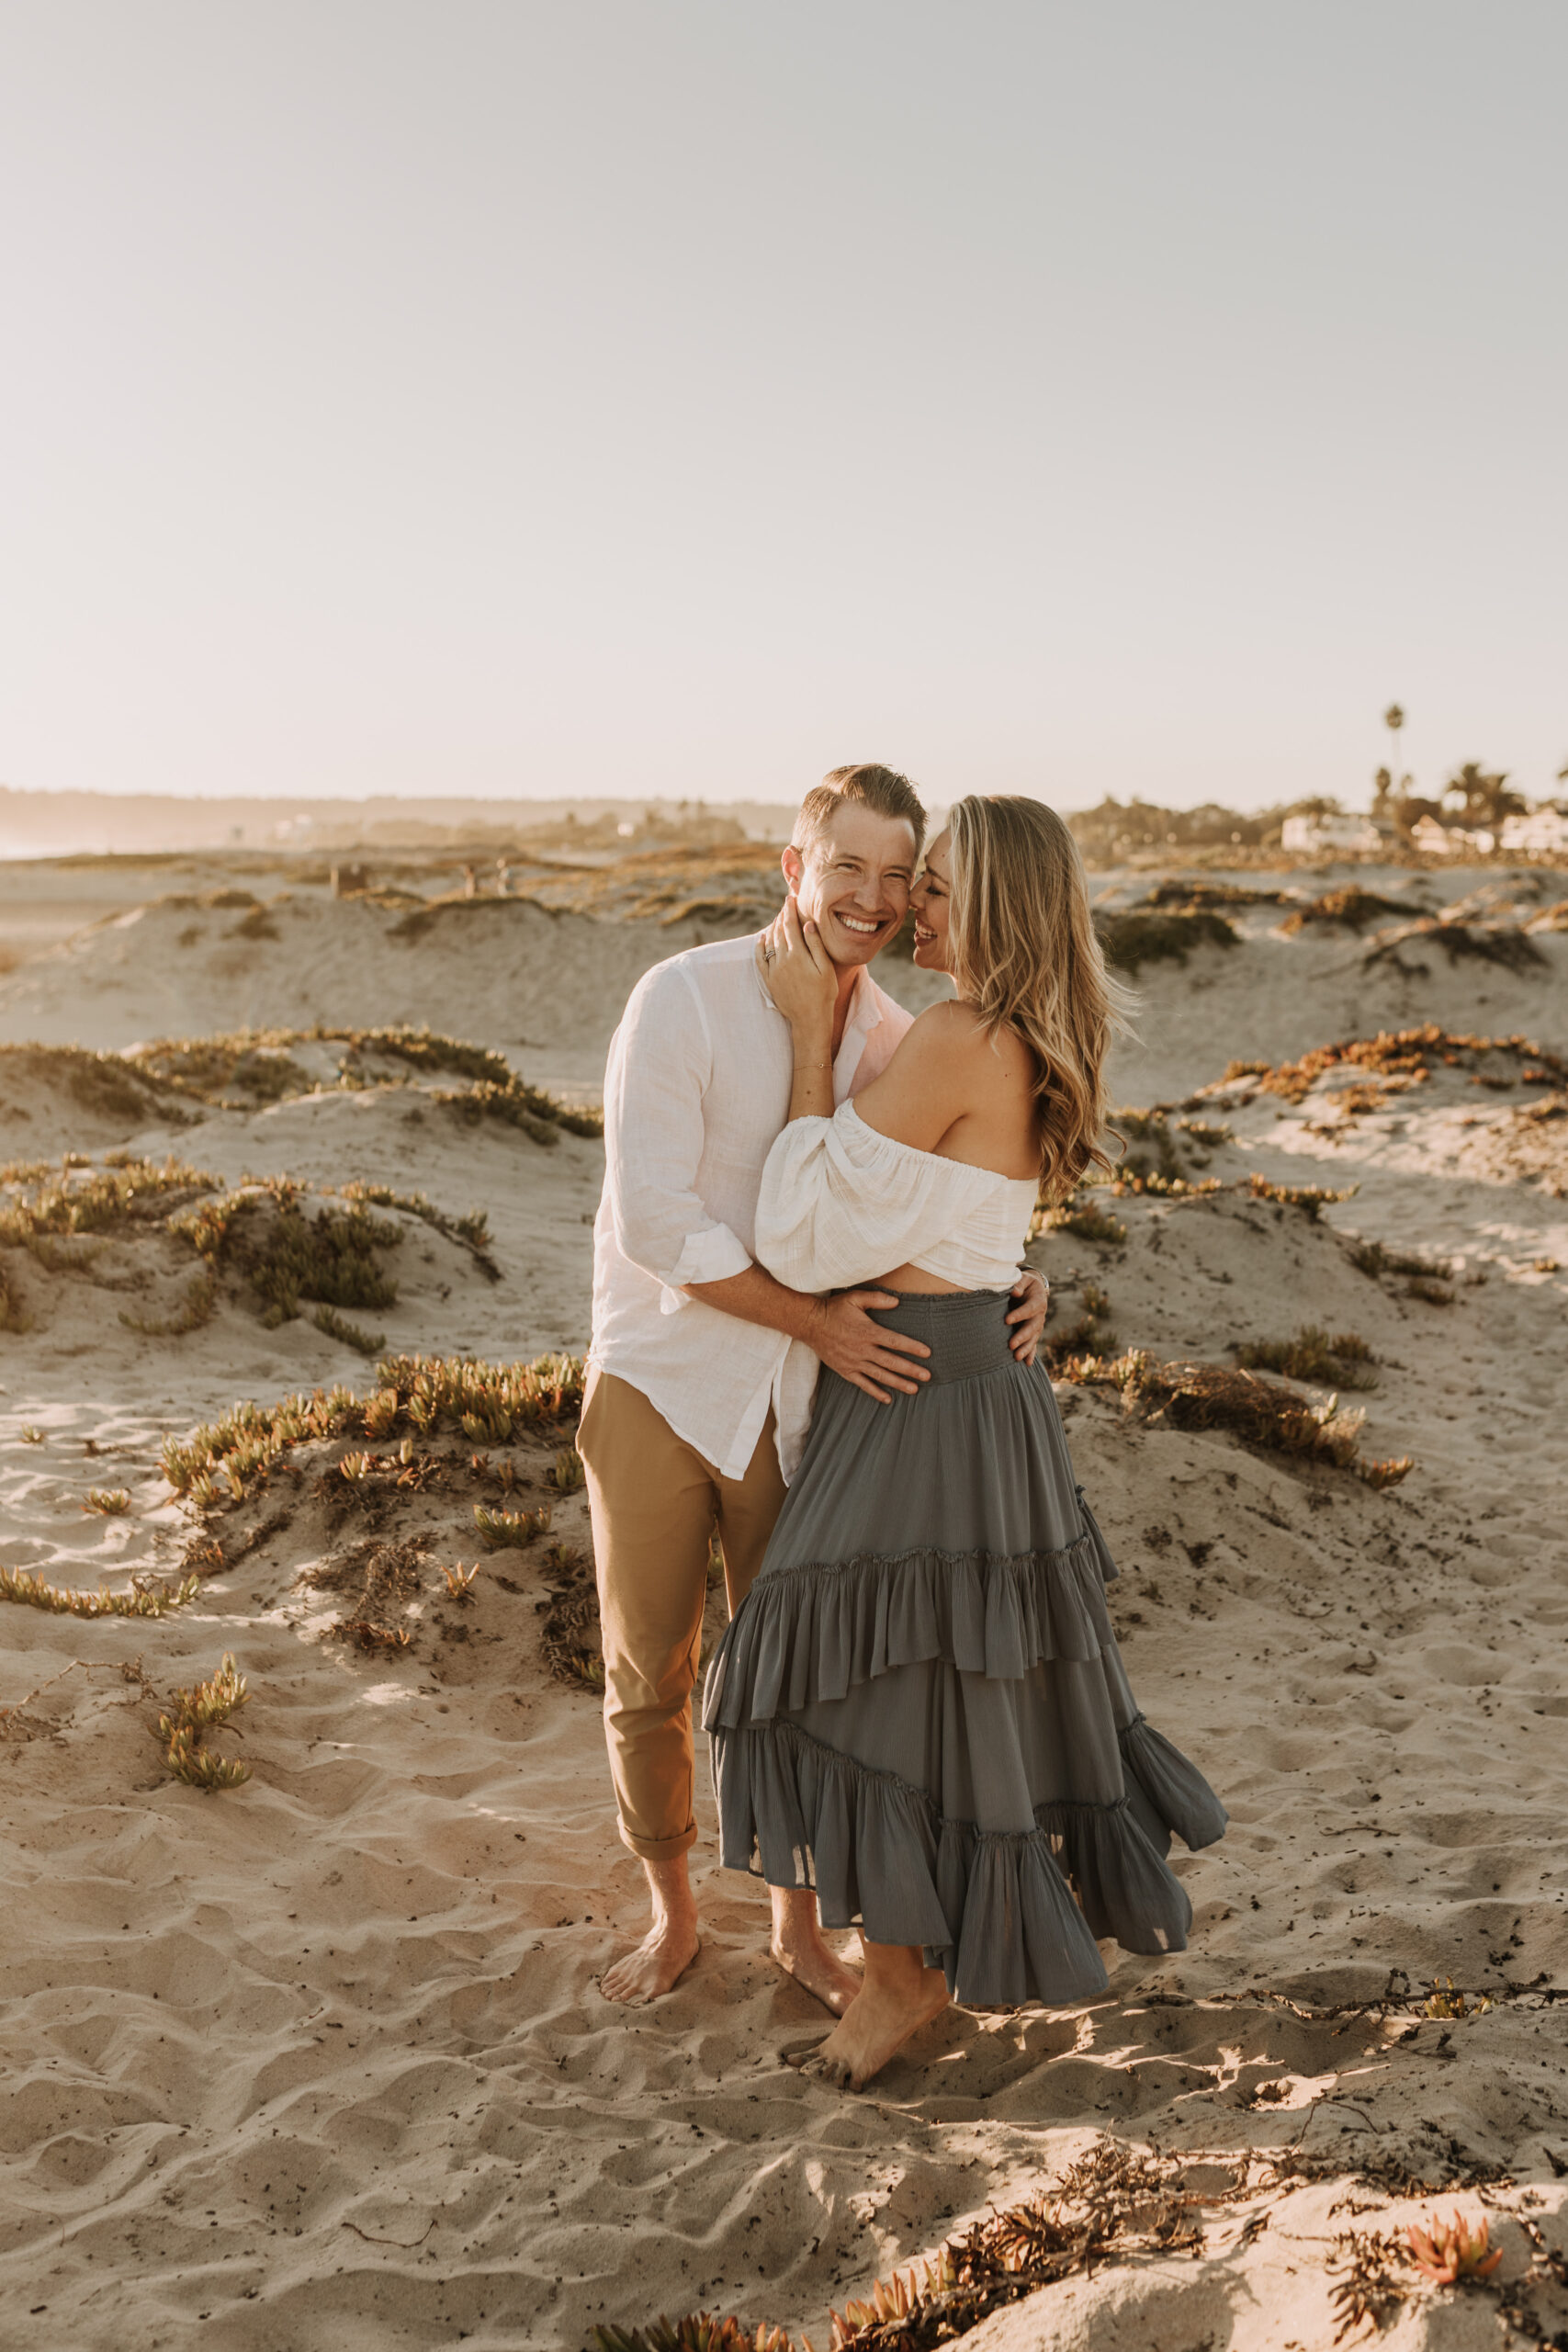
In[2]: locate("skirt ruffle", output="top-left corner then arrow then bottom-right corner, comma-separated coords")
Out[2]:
703,1289 -> 1227,2007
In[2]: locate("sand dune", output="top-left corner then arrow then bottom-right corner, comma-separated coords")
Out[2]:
3,859 -> 1562,1110
1,863 -> 1565,2350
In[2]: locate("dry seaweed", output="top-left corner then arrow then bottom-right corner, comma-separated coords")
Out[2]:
1327,2227 -> 1413,2342
1363,921 -> 1546,976
538,1544 -> 605,1689
1094,907 -> 1239,970
1221,1024 -> 1568,1108
1280,887 -> 1416,934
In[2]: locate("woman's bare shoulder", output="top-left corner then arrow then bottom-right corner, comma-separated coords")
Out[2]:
884,998 -> 985,1071
900,1000 -> 1031,1071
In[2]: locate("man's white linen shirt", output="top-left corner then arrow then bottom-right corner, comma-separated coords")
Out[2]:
590,934 -> 912,1480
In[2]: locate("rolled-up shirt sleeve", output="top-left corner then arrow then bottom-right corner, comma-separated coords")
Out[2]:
604,963 -> 753,1311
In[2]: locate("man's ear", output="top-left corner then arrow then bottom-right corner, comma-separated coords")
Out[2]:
781,845 -> 803,895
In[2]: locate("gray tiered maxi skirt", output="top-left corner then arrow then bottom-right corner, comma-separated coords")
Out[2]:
703,1289 -> 1227,2009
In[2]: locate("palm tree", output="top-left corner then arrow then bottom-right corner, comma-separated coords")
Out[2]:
1383,704 -> 1405,783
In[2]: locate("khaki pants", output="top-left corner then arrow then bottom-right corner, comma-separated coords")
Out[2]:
578,1366 -> 788,1861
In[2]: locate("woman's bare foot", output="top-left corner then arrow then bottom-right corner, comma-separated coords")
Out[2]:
599,1852 -> 700,2004
770,1886 -> 862,2016
807,1956 -> 950,2089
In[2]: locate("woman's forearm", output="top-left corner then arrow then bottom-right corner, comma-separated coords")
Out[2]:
786,1016 -> 835,1122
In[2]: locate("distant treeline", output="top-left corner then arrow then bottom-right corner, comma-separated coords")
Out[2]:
1065,798 -> 1287,860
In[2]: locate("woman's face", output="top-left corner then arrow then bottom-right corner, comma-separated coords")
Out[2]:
909,828 -> 953,971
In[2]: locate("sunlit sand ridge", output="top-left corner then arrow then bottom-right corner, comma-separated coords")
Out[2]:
0,852 -> 1564,2350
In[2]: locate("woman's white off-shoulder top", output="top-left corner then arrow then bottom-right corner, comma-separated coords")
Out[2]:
753,1100 -> 1038,1295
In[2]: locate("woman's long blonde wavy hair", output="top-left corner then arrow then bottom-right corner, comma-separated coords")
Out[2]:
945,796 -> 1134,1199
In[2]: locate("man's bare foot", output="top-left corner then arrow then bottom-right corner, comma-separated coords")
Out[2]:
770,1924 -> 862,2017
600,1918 -> 700,2004
806,1965 -> 950,2089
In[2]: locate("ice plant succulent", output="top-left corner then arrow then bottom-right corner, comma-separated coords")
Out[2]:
158,1652 -> 252,1791
1405,2211 -> 1502,2285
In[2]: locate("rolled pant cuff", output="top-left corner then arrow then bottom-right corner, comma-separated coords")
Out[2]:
618,1819 -> 698,1862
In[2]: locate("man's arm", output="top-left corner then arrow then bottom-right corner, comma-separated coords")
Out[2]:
687,1264 -> 931,1405
608,966 -> 932,1401
602,967 -> 754,1294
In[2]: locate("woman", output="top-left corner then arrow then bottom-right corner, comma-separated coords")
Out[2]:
703,797 -> 1226,2089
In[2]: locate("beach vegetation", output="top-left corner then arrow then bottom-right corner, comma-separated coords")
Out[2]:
1234,1327 -> 1377,1388
1093,907 -> 1239,971
241,1198 -> 400,1327
1035,1196 -> 1127,1246
1280,887 -> 1413,933
1327,2228 -> 1414,2341
1348,1239 -> 1456,1304
159,1353 -> 584,1501
158,1652 -> 252,1790
232,904 -> 281,941
1363,921 -> 1546,976
19,1424 -> 43,1442
332,1181 -> 499,1276
0,1157 -> 219,1245
1247,1173 -> 1358,1221
1044,1282 -> 1116,1363
1,1565 -> 198,1617
597,2141 -> 1223,2352
125,1022 -> 604,1136
312,1304 -> 387,1355
1421,1976 -> 1493,2020
442,1563 -> 479,1600
538,1544 -> 604,1688
553,1445 -> 585,1493
335,1618 -> 413,1652
1055,1351 -> 1414,1486
306,1535 -> 427,1648
1405,2211 -> 1503,2285
433,1074 -> 603,1142
1140,878 -> 1289,909
473,1501 -> 553,1549
1112,1107 -> 1182,1183
83,1487 -> 131,1515
594,2319 -> 791,2352
0,1042 -> 183,1126
1227,1024 -> 1568,1108
1177,1118 -> 1233,1149
120,1267 -> 219,1337
0,1261 -> 31,1333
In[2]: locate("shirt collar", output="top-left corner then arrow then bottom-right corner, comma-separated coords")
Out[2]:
751,937 -> 886,1033
840,963 -> 883,1039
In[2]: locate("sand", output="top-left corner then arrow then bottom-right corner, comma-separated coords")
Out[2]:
1,857 -> 1565,2351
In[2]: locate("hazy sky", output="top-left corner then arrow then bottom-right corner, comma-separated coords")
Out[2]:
2,2 -> 1563,813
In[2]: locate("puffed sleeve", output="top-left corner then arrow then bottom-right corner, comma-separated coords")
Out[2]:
752,1101 -> 1008,1292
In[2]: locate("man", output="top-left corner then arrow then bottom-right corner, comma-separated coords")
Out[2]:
579,764 -> 1049,2005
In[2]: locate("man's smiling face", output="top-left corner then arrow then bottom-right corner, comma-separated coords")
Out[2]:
781,805 -> 919,972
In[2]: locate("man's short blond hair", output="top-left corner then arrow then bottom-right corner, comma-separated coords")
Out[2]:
792,763 -> 926,856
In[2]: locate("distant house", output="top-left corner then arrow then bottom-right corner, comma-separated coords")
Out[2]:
1410,814 -> 1495,856
1280,812 -> 1384,855
1498,805 -> 1568,855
